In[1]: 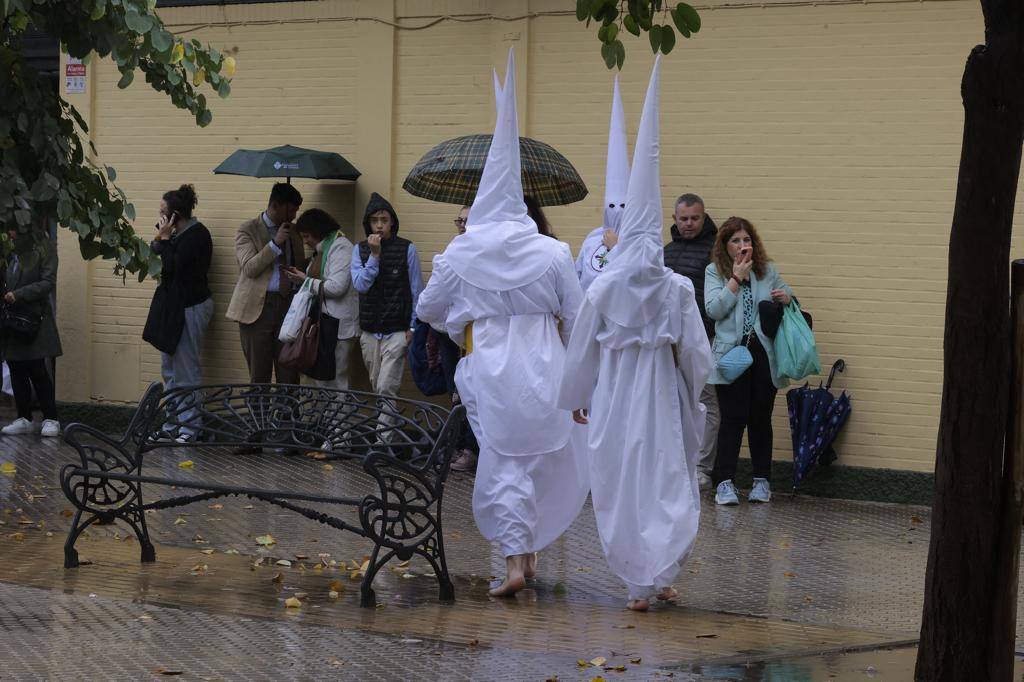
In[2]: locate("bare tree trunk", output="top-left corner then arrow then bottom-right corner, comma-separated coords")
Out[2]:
916,3 -> 1024,679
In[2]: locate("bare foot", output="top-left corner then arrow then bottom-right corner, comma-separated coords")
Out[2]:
628,598 -> 650,612
488,555 -> 527,597
656,586 -> 679,602
524,552 -> 538,579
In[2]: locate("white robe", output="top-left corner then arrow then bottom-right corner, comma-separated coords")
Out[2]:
417,243 -> 590,557
575,226 -> 613,292
558,273 -> 713,598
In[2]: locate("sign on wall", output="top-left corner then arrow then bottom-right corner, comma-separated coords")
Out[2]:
65,56 -> 86,94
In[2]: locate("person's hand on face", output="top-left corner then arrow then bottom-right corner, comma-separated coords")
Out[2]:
602,229 -> 619,251
156,199 -> 176,240
367,233 -> 382,257
732,247 -> 753,282
274,222 -> 291,247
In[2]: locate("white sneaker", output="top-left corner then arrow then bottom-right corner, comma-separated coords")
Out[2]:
697,471 -> 713,491
715,480 -> 740,506
40,419 -> 60,438
2,418 -> 39,435
748,478 -> 772,503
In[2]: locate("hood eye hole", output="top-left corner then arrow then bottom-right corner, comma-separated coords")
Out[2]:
619,203 -> 625,208
608,203 -> 615,208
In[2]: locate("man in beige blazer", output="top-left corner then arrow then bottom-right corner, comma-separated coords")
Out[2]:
226,183 -> 308,384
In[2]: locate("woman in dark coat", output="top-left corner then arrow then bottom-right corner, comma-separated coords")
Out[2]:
0,231 -> 62,437
142,184 -> 213,443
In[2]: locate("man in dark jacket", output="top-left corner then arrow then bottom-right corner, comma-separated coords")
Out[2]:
664,193 -> 719,491
351,193 -> 423,420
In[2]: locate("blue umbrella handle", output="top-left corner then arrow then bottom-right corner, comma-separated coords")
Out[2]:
826,359 -> 846,390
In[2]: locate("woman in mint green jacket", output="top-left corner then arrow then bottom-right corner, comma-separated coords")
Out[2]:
704,217 -> 794,507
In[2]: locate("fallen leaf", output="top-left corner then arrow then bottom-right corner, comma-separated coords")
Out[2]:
207,504 -> 223,511
322,464 -> 334,471
293,592 -> 308,599
154,668 -> 184,676
295,554 -> 309,560
397,560 -> 411,568
178,460 -> 194,468
276,559 -> 292,567
60,509 -> 74,518
271,572 -> 284,584
225,549 -> 240,555
327,658 -> 343,667
604,666 -> 626,672
695,634 -> 718,639
614,624 -> 635,630
552,582 -> 568,596
375,603 -> 385,609
200,549 -> 214,555
328,580 -> 345,592
0,462 -> 16,474
630,657 -> 642,664
10,532 -> 24,541
468,639 -> 479,646
285,596 -> 302,608
590,677 -> 607,682
242,504 -> 255,510
590,657 -> 607,667
545,677 -> 559,682
784,572 -> 798,578
255,535 -> 276,546
173,517 -> 187,526
328,590 -> 340,599
910,515 -> 923,524
310,452 -> 327,460
402,573 -> 416,579
45,531 -> 53,537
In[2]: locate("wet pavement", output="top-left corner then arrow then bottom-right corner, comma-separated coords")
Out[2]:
0,434 -> 1021,680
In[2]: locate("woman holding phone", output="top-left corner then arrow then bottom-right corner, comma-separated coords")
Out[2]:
143,184 -> 214,443
704,217 -> 793,506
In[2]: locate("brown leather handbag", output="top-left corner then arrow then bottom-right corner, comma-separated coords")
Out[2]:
278,288 -> 322,372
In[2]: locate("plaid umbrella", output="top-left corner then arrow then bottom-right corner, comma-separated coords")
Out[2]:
213,144 -> 360,183
402,134 -> 588,206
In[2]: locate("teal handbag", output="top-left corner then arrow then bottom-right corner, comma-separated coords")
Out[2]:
718,336 -> 753,382
775,301 -> 821,380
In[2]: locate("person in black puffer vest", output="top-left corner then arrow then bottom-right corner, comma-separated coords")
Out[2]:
663,192 -> 720,492
351,193 -> 423,424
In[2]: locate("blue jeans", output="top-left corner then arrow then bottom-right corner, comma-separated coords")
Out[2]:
160,297 -> 214,438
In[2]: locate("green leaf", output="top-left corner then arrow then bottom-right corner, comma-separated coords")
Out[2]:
623,14 -> 640,36
150,28 -> 172,52
576,0 -> 590,21
601,42 -> 615,70
123,8 -> 153,33
196,109 -> 212,127
90,0 -> 106,20
598,24 -> 609,42
217,80 -> 231,99
613,40 -> 625,69
676,2 -> 701,32
671,9 -> 691,39
124,202 -> 136,221
57,196 -> 72,222
606,23 -> 618,42
649,24 -> 663,53
117,70 -> 134,88
105,165 -> 117,182
661,25 -> 676,54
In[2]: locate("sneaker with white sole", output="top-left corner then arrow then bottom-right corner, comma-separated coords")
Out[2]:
748,478 -> 772,503
715,479 -> 740,506
697,471 -> 713,492
2,417 -> 39,435
40,419 -> 60,438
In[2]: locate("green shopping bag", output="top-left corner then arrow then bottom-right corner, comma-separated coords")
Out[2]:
775,301 -> 821,380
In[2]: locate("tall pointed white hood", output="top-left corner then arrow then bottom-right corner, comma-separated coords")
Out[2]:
603,75 -> 629,233
443,48 -> 559,292
586,56 -> 673,328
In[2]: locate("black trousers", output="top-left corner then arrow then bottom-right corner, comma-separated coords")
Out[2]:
437,332 -> 479,454
712,336 -> 777,485
8,358 -> 57,421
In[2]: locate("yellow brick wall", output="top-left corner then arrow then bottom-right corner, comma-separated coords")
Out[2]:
58,0 -> 1024,473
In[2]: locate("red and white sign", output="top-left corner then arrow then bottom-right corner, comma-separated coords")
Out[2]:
65,55 -> 86,94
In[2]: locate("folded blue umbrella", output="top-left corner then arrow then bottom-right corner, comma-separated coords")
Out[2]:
786,359 -> 852,489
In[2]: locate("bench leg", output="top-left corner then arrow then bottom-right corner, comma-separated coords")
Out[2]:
359,545 -> 383,608
415,535 -> 455,604
63,510 -> 87,569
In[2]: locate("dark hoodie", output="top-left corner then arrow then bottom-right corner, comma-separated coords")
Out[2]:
356,193 -> 414,334
663,214 -> 717,337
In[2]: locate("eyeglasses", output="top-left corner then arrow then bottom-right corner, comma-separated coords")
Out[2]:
453,218 -> 467,226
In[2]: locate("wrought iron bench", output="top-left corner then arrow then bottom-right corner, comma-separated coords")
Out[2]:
60,382 -> 465,607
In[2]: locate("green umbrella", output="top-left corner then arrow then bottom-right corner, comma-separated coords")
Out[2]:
213,144 -> 360,183
402,134 -> 587,206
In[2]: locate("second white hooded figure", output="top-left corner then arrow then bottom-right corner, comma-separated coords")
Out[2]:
416,49 -> 589,597
575,75 -> 630,292
558,57 -> 713,611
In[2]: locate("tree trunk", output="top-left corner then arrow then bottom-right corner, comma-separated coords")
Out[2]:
916,3 -> 1024,679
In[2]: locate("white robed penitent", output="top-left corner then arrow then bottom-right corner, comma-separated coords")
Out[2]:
416,49 -> 589,558
575,76 -> 630,292
558,58 -> 713,600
